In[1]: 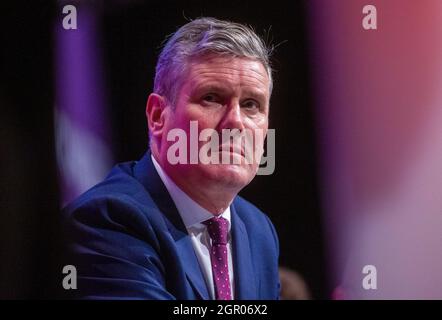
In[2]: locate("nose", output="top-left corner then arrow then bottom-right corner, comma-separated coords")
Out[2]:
218,102 -> 245,131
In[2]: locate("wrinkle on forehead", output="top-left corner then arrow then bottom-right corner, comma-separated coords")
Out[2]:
187,55 -> 270,91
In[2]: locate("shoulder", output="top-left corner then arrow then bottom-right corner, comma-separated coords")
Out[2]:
60,162 -> 179,299
233,195 -> 276,228
64,161 -> 146,210
61,161 -> 167,245
60,160 -> 171,277
232,195 -> 279,248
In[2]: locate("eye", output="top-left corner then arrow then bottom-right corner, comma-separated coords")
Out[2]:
202,93 -> 220,103
242,99 -> 260,110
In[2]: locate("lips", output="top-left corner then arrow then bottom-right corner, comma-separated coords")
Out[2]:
219,144 -> 244,156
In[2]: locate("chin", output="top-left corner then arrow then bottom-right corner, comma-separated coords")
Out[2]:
198,163 -> 255,189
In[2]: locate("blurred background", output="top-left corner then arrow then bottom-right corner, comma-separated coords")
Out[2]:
2,0 -> 442,299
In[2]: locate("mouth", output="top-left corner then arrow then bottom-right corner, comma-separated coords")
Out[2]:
218,144 -> 244,157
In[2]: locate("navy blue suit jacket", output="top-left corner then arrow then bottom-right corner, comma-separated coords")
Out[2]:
62,151 -> 280,299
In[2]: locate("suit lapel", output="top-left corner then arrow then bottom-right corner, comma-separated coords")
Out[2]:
134,151 -> 210,300
231,203 -> 258,299
170,225 -> 210,300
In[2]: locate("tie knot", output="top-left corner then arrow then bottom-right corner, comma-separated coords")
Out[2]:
205,216 -> 229,245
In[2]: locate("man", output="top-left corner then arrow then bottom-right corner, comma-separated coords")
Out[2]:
62,17 -> 280,300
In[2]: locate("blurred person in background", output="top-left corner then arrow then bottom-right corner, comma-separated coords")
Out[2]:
279,266 -> 311,300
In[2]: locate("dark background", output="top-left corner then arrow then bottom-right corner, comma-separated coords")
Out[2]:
1,1 -> 62,298
1,0 -> 327,298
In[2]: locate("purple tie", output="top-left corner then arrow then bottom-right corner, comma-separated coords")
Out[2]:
205,216 -> 232,300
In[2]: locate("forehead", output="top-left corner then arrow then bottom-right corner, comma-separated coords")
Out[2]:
184,55 -> 270,93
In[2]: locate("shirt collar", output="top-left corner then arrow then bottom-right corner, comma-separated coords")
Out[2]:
151,155 -> 231,230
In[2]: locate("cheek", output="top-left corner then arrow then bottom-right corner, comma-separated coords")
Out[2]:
187,106 -> 221,128
243,115 -> 268,130
170,108 -> 219,136
168,107 -> 195,129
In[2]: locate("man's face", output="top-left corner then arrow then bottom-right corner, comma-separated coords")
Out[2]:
159,54 -> 270,191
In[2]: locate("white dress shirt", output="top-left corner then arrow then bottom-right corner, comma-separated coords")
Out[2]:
151,155 -> 235,299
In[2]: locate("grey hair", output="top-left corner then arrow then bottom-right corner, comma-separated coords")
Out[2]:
153,17 -> 273,107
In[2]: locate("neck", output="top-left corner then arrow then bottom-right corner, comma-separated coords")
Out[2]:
174,180 -> 235,215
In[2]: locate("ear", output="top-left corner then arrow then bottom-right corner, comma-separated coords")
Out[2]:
146,93 -> 168,140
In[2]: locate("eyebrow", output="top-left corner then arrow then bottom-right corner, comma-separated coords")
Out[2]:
193,83 -> 267,102
193,84 -> 231,95
241,89 -> 267,102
